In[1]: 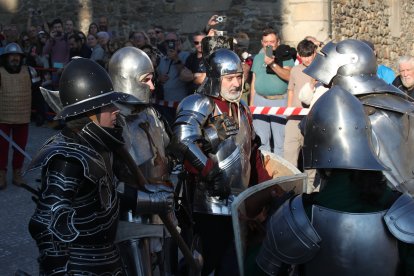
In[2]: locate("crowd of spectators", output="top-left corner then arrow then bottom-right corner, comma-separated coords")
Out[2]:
1,10 -> 413,161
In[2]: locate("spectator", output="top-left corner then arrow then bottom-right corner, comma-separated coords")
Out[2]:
392,55 -> 414,99
130,31 -> 149,49
362,39 -> 395,84
68,33 -> 91,58
0,43 -> 40,189
87,33 -> 105,66
184,31 -> 206,92
147,28 -> 157,45
96,31 -> 111,68
153,25 -> 166,55
98,16 -> 114,38
234,31 -> 253,103
250,28 -> 294,156
87,22 -> 99,36
284,39 -> 318,192
42,18 -> 70,88
155,31 -> 193,125
77,31 -> 87,45
64,19 -> 76,38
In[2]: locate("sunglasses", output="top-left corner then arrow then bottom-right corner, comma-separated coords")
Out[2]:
155,30 -> 162,34
193,41 -> 201,45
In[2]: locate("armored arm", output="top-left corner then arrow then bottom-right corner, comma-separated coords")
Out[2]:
28,156 -> 84,275
169,94 -> 214,172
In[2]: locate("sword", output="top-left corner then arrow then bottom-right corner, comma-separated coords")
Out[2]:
0,129 -> 32,161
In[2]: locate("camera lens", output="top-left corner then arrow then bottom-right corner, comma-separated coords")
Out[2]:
216,16 -> 223,22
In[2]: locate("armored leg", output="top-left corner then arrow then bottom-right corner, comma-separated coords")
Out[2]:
118,238 -> 153,276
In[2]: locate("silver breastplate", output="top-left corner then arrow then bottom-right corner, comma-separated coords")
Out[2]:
304,205 -> 399,276
193,104 -> 252,215
123,108 -> 170,182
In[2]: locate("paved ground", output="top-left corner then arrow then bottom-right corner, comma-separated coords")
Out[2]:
0,123 -> 58,275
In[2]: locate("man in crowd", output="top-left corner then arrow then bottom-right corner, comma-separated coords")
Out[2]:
284,39 -> 317,191
185,31 -> 206,92
249,28 -> 294,156
156,31 -> 193,125
68,33 -> 91,58
64,19 -> 76,39
170,48 -> 271,275
392,55 -> 414,99
154,25 -> 166,55
0,43 -> 40,189
42,18 -> 70,88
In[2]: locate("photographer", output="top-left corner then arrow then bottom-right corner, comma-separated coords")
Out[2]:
42,18 -> 70,88
155,32 -> 192,125
249,28 -> 294,157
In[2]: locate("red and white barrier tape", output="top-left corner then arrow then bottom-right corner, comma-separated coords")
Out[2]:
152,100 -> 310,116
249,106 -> 309,116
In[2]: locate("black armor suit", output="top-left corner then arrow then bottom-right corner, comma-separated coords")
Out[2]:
108,46 -> 175,276
303,39 -> 414,194
27,58 -> 128,275
169,48 -> 271,275
257,85 -> 414,275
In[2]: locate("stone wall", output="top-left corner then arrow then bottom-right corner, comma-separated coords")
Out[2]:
331,0 -> 414,68
0,0 -> 413,67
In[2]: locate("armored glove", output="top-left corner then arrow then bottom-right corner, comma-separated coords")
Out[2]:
136,189 -> 174,215
209,113 -> 239,141
202,158 -> 231,199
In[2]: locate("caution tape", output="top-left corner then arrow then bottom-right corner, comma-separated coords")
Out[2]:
249,106 -> 309,116
152,100 -> 309,116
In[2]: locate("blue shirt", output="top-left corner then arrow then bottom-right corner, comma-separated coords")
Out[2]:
377,64 -> 395,84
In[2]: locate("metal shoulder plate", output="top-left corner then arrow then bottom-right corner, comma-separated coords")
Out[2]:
259,195 -> 321,265
170,94 -> 214,166
27,133 -> 107,183
176,93 -> 215,124
360,93 -> 414,114
384,193 -> 414,244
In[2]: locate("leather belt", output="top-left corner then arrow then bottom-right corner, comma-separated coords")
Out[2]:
260,94 -> 286,100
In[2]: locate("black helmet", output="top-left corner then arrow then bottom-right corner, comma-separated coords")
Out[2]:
56,58 -> 126,119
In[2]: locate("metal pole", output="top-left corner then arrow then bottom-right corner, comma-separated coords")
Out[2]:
0,129 -> 32,161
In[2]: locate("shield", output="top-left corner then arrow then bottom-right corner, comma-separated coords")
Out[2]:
231,151 -> 307,276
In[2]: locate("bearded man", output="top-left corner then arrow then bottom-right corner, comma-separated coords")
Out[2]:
0,42 -> 40,189
392,55 -> 414,100
170,48 -> 271,275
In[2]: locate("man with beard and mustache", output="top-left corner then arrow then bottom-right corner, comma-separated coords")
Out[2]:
68,33 -> 91,58
170,48 -> 271,275
392,55 -> 414,100
0,42 -> 40,189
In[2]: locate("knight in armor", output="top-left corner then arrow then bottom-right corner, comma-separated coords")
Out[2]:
27,58 -> 130,275
108,46 -> 176,275
303,39 -> 414,194
256,87 -> 414,275
0,42 -> 40,189
169,47 -> 271,275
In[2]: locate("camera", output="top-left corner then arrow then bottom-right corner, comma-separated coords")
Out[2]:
167,40 -> 176,50
215,16 -> 227,23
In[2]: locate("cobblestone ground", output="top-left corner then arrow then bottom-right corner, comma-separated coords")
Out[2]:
0,123 -> 58,275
